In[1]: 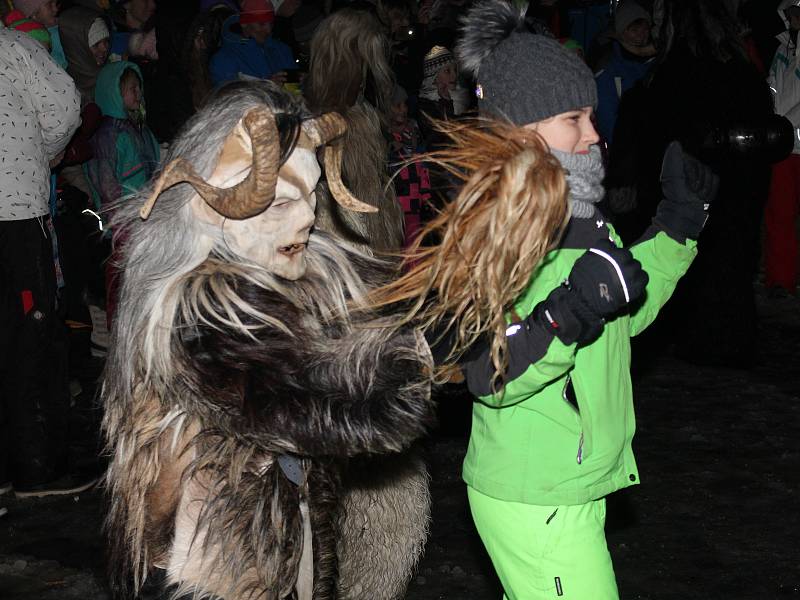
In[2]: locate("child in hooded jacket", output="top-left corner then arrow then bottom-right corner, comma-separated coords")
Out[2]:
86,60 -> 159,211
86,61 -> 159,325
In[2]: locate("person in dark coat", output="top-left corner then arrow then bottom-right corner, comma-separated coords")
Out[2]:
605,0 -> 778,367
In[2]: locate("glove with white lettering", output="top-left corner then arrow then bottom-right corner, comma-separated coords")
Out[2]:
532,239 -> 648,345
656,141 -> 719,241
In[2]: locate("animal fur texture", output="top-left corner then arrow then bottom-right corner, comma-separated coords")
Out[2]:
305,8 -> 404,253
101,82 -> 434,600
305,11 -> 433,598
455,0 -> 527,78
314,103 -> 404,253
335,451 -> 431,599
103,235 -> 434,600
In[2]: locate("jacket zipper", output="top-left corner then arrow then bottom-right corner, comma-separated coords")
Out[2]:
562,375 -> 584,464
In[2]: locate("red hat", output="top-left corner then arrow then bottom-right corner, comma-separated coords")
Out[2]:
3,9 -> 51,46
239,0 -> 275,25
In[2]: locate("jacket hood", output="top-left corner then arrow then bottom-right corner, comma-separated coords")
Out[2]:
95,60 -> 142,119
779,0 -> 800,29
59,6 -> 111,102
221,14 -> 247,45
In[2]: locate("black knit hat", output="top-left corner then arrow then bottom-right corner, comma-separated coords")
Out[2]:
456,0 -> 597,125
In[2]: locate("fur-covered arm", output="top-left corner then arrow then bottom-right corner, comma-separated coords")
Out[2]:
178,285 -> 434,458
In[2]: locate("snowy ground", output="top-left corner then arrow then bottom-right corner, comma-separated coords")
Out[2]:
1,287 -> 798,600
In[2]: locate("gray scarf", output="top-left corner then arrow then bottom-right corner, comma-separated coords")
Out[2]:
550,145 -> 605,219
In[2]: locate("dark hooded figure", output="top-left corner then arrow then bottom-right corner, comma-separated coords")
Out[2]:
59,5 -> 112,104
605,0 -> 781,368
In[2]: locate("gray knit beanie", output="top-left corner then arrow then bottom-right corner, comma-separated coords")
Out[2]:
456,0 -> 597,126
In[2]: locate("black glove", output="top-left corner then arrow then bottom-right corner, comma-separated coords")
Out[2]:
656,141 -> 720,241
567,239 -> 648,317
533,239 -> 649,345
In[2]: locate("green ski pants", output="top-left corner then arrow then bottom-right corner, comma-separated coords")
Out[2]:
468,487 -> 619,599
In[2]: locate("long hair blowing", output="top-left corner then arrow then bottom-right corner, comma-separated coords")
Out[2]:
369,119 -> 570,384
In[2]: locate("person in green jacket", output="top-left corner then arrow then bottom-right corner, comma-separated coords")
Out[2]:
373,1 -> 719,598
453,3 -> 718,598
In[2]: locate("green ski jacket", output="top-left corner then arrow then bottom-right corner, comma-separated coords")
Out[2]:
462,216 -> 696,506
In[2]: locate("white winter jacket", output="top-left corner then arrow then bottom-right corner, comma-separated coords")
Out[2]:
770,0 -> 800,154
0,28 -> 81,220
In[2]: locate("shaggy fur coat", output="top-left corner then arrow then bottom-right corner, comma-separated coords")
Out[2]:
103,235 -> 434,600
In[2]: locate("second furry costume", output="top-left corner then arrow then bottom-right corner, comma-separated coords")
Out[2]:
304,8 -> 404,252
304,10 -> 432,599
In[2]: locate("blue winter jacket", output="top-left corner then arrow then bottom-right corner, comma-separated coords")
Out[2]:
209,14 -> 295,87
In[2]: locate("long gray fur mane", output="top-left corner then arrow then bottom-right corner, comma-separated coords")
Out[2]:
102,81 -> 381,412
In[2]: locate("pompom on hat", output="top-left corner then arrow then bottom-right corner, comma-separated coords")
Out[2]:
239,0 -> 275,25
455,0 -> 597,126
3,9 -> 52,46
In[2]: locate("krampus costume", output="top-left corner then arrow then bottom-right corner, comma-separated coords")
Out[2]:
102,81 -> 434,600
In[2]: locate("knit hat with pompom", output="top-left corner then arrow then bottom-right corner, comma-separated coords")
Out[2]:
455,0 -> 596,125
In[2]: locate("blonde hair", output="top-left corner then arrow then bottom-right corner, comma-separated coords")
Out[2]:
369,118 -> 570,387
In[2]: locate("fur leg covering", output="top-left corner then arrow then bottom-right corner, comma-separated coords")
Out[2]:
336,449 -> 430,600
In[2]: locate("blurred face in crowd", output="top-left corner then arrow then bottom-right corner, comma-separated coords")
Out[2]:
621,17 -> 651,48
242,21 -> 272,45
390,99 -> 408,127
435,63 -> 457,99
32,0 -> 60,28
91,37 -> 110,66
121,72 -> 142,112
526,107 -> 600,154
126,0 -> 156,27
387,7 -> 411,39
788,7 -> 800,32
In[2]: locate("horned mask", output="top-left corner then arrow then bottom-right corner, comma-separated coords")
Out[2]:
139,107 -> 378,221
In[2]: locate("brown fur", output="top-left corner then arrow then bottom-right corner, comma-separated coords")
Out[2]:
143,423 -> 197,569
314,103 -> 404,252
305,9 -> 404,253
305,12 -> 431,595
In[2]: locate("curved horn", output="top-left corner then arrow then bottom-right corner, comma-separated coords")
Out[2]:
323,144 -> 378,213
301,112 -> 347,147
301,112 -> 378,214
140,107 -> 280,220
